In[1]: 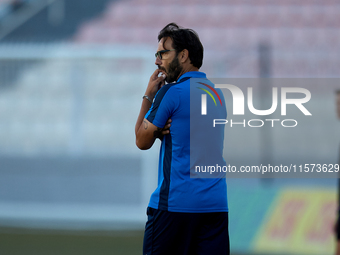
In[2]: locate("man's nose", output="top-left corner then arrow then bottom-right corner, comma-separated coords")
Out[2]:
155,57 -> 162,66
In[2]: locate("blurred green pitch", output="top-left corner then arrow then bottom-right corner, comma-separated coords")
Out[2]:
0,228 -> 247,255
0,228 -> 144,255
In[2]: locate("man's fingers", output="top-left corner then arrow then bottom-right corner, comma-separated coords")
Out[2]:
158,71 -> 166,78
161,130 -> 170,135
164,119 -> 171,128
146,70 -> 167,97
154,68 -> 163,76
157,74 -> 166,89
158,73 -> 166,81
160,119 -> 172,136
152,69 -> 166,80
153,71 -> 166,87
150,69 -> 163,82
161,128 -> 170,135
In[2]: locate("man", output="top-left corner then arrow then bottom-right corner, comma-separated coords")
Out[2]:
135,23 -> 229,255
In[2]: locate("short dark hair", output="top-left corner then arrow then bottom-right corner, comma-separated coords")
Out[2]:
158,23 -> 204,69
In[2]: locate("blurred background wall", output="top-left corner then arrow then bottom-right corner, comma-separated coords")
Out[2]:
0,0 -> 339,254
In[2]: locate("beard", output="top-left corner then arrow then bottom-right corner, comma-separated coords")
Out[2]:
159,55 -> 183,83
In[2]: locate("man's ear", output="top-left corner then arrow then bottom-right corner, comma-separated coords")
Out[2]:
179,49 -> 189,64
